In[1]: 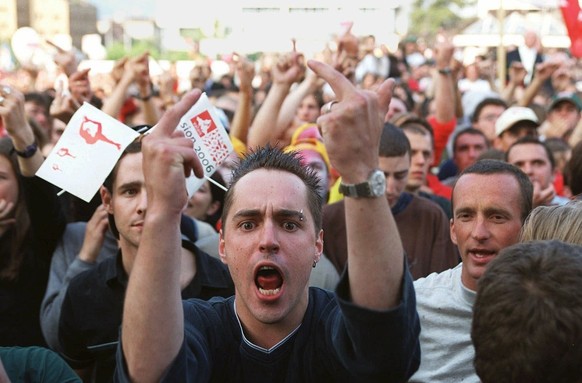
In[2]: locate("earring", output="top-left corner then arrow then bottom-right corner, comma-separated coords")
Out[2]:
312,260 -> 317,268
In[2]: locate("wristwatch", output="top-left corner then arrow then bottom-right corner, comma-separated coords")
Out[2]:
12,142 -> 38,158
339,169 -> 386,198
438,67 -> 452,75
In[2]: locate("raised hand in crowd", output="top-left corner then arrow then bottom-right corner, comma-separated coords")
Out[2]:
69,68 -> 94,106
156,69 -> 179,111
519,60 -> 560,107
333,21 -> 359,82
78,204 -> 110,264
234,53 -> 255,96
532,180 -> 556,208
120,90 -> 204,381
129,53 -> 153,100
501,61 -> 527,103
432,36 -> 456,124
540,113 -> 574,139
102,52 -> 160,125
275,62 -> 326,140
247,45 -> 305,147
229,52 -> 255,146
47,40 -> 79,77
50,68 -> 92,124
110,57 -> 129,85
0,85 -> 44,175
0,198 -> 16,233
274,49 -> 306,86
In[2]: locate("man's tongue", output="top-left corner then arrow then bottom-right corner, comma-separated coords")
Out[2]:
257,270 -> 282,290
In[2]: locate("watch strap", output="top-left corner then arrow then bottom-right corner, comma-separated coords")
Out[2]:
135,92 -> 153,101
438,67 -> 452,75
338,169 -> 385,198
12,142 -> 38,158
339,182 -> 371,197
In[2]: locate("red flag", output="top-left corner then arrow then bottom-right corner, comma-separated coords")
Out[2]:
560,0 -> 582,57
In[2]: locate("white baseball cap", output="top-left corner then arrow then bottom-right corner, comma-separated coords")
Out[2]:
495,106 -> 539,137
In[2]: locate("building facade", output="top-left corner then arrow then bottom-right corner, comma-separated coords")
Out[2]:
0,0 -> 97,49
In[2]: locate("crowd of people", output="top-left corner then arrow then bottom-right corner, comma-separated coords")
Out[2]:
1,23 -> 582,382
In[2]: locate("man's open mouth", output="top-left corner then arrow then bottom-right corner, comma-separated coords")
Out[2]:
469,249 -> 496,259
255,266 -> 283,296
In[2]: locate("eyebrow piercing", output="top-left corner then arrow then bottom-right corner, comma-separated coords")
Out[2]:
299,209 -> 304,221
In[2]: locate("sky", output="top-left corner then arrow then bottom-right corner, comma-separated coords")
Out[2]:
86,0 -> 156,21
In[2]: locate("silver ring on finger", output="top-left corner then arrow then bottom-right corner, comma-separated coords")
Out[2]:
1,86 -> 10,96
0,96 -> 4,105
323,100 -> 338,115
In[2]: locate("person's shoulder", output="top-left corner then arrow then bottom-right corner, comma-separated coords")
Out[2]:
305,287 -> 338,318
414,263 -> 461,290
322,200 -> 346,226
195,219 -> 218,239
309,286 -> 336,301
63,221 -> 88,237
181,297 -> 239,350
418,191 -> 452,217
193,244 -> 225,271
413,193 -> 442,210
507,49 -> 520,58
193,245 -> 234,291
323,199 -> 345,214
183,240 -> 233,297
309,255 -> 340,290
57,221 -> 89,250
0,346 -> 81,383
552,195 -> 571,206
411,194 -> 449,218
184,295 -> 233,308
67,255 -> 117,293
182,295 -> 234,323
193,230 -> 220,259
413,265 -> 464,312
186,241 -> 228,274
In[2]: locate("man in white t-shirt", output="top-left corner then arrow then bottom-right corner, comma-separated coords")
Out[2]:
409,159 -> 533,383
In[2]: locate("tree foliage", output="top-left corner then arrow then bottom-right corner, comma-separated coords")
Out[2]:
410,0 -> 476,42
106,40 -> 160,60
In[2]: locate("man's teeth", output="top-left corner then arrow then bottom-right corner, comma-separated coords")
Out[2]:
258,287 -> 280,295
471,251 -> 493,258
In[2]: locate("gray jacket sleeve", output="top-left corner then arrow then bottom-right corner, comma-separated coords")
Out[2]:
40,223 -> 118,352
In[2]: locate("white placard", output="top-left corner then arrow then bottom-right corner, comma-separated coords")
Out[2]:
36,103 -> 140,202
175,93 -> 233,195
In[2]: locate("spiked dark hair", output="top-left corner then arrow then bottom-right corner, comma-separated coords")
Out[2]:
221,145 -> 324,233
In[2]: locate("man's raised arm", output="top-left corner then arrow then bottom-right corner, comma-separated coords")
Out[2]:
120,91 -> 204,382
308,60 -> 403,309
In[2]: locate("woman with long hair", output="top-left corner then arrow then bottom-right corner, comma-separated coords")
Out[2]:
0,85 -> 65,346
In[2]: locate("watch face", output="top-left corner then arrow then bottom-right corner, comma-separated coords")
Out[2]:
370,170 -> 386,196
339,169 -> 386,198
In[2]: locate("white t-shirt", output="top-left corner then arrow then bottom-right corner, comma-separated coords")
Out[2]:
409,263 -> 479,383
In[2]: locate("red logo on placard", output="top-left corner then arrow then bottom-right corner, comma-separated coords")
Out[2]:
79,116 -> 121,150
190,111 -> 217,138
202,129 -> 230,164
57,147 -> 76,158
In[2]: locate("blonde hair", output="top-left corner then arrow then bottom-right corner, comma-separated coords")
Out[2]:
520,201 -> 582,245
